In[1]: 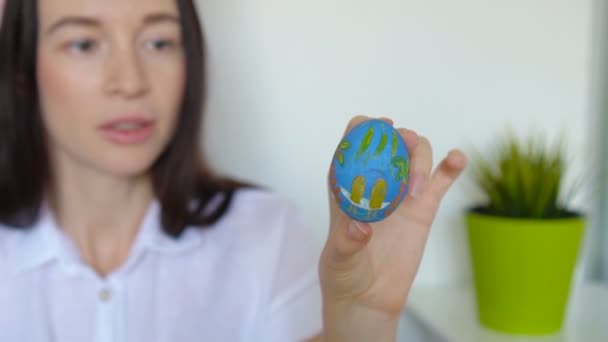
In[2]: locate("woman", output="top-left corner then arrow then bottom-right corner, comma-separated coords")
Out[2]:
0,0 -> 467,341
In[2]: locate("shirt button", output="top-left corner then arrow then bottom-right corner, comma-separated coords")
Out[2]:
99,288 -> 112,302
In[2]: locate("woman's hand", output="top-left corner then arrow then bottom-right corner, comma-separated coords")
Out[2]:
318,115 -> 467,341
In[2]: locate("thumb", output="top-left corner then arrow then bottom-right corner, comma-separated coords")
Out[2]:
324,187 -> 373,266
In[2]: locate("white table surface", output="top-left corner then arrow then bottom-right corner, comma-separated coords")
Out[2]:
406,283 -> 608,342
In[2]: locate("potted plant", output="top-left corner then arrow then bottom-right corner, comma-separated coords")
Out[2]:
466,133 -> 586,335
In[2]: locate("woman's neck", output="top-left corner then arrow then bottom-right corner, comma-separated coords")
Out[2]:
48,155 -> 155,277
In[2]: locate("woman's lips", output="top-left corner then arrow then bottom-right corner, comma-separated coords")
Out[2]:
98,117 -> 155,145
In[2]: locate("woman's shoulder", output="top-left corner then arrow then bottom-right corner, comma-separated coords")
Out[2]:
0,223 -> 20,243
229,188 -> 297,217
221,189 -> 323,340
0,224 -> 24,267
212,188 -> 300,232
199,188 -> 316,251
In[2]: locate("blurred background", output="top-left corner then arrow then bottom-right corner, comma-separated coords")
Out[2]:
197,0 -> 606,341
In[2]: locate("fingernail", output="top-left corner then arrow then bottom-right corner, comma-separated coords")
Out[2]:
348,221 -> 369,241
405,129 -> 418,140
379,117 -> 394,125
409,172 -> 428,198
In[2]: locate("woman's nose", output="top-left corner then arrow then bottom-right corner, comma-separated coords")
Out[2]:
104,47 -> 150,99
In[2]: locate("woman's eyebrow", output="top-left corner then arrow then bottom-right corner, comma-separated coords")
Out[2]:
45,12 -> 179,36
46,16 -> 100,36
143,12 -> 180,26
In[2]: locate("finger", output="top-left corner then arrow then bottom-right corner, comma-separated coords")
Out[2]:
327,217 -> 372,264
399,132 -> 433,198
429,149 -> 468,200
378,116 -> 394,126
342,115 -> 370,136
401,128 -> 419,152
342,115 -> 393,136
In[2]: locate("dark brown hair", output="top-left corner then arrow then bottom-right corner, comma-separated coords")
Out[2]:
0,0 -> 248,237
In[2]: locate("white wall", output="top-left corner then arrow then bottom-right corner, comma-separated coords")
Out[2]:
197,0 -> 593,288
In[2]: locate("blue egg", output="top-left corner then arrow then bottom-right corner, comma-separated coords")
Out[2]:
329,119 -> 410,222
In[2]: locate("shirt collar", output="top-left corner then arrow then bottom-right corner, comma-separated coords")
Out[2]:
9,202 -> 63,275
135,199 -> 205,254
9,199 -> 204,275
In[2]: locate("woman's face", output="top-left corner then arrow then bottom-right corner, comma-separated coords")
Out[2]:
37,0 -> 185,178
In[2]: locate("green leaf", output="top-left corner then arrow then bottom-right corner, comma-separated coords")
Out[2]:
469,132 -> 577,219
391,156 -> 409,181
356,127 -> 374,161
339,140 -> 351,150
337,151 -> 344,166
374,132 -> 388,157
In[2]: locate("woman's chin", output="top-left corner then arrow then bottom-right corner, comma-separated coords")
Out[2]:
97,154 -> 158,179
108,166 -> 152,178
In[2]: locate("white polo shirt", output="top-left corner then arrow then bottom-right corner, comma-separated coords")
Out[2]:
0,189 -> 323,342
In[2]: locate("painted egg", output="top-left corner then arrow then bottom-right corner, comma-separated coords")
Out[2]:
329,119 -> 410,222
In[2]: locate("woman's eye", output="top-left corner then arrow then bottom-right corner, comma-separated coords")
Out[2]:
146,39 -> 178,51
67,39 -> 98,54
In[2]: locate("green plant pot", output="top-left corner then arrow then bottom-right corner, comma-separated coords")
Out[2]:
466,212 -> 585,335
